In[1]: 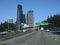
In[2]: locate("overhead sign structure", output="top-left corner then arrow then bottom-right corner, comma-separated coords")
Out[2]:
35,22 -> 40,26
40,22 -> 49,26
35,22 -> 49,26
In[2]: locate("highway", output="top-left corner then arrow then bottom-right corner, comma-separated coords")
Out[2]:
0,30 -> 60,45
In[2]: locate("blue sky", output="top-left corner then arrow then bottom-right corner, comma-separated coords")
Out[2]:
0,0 -> 60,23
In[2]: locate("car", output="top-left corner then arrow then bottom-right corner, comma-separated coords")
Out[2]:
22,29 -> 27,32
41,27 -> 44,30
0,31 -> 8,35
35,29 -> 38,31
45,29 -> 50,32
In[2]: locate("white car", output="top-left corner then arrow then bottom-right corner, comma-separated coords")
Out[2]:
41,27 -> 44,30
46,29 -> 50,32
22,30 -> 27,32
0,31 -> 8,35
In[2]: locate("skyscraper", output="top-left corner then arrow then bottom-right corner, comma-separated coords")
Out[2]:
17,4 -> 23,30
22,14 -> 26,24
16,4 -> 26,30
27,10 -> 34,28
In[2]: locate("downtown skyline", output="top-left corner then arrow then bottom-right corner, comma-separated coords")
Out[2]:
0,0 -> 60,23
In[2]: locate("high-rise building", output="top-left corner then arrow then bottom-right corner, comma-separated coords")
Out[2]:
22,14 -> 26,24
7,18 -> 13,23
27,10 -> 34,28
16,4 -> 23,30
16,4 -> 26,30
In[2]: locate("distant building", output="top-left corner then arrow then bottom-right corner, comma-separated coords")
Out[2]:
16,4 -> 26,30
22,14 -> 26,24
27,10 -> 34,28
7,18 -> 13,23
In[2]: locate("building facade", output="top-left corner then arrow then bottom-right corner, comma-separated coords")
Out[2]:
7,18 -> 13,23
22,14 -> 26,24
27,10 -> 34,28
16,4 -> 26,30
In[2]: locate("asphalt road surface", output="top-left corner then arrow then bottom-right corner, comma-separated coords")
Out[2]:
0,30 -> 60,45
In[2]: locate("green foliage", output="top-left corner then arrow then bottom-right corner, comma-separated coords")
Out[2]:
8,23 -> 16,30
0,22 -> 16,32
44,14 -> 60,26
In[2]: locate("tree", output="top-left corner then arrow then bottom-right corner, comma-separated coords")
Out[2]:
44,14 -> 60,26
0,22 -> 16,32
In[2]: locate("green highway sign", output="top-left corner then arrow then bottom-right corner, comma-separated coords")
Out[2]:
36,22 -> 40,26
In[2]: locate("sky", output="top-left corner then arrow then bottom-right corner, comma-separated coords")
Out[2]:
0,0 -> 60,23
